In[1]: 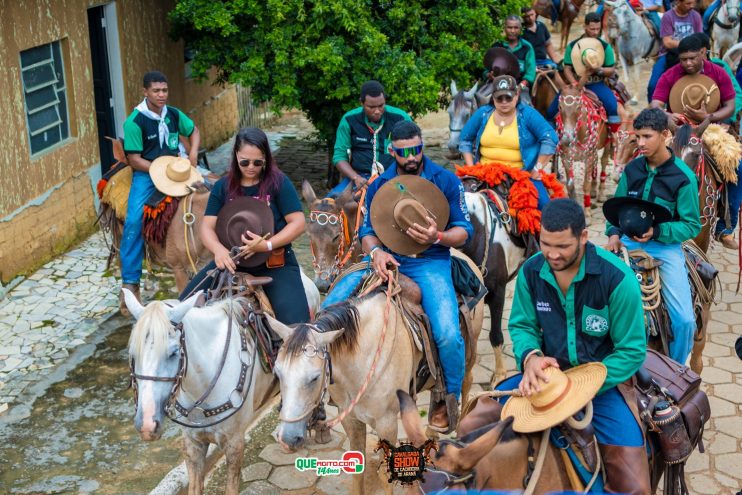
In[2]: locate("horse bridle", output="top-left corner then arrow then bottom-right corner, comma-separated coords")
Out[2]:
309,196 -> 363,283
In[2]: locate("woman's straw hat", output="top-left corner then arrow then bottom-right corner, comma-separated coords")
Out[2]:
502,362 -> 607,433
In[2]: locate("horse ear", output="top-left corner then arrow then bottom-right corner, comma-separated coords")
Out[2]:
397,390 -> 428,447
451,80 -> 459,97
693,119 -> 711,137
465,81 -> 479,99
301,179 -> 317,206
449,417 -> 514,473
265,315 -> 294,341
123,289 -> 145,320
166,293 -> 200,324
336,181 -> 354,209
311,327 -> 345,347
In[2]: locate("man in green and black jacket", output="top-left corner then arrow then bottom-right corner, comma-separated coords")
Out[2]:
459,199 -> 650,494
606,108 -> 700,365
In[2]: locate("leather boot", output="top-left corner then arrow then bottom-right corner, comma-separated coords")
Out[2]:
428,401 -> 450,432
599,444 -> 651,495
718,233 -> 739,250
120,283 -> 141,317
457,397 -> 503,436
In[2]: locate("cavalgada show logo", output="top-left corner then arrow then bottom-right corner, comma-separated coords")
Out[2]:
294,451 -> 365,476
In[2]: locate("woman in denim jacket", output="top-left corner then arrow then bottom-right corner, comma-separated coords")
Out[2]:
459,75 -> 558,209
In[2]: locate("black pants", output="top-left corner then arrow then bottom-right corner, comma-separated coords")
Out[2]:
179,248 -> 310,325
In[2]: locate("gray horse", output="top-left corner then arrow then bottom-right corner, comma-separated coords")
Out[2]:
605,0 -> 660,90
447,81 -> 479,158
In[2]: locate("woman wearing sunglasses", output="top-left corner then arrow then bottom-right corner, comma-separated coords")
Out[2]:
459,75 -> 558,209
179,127 -> 310,324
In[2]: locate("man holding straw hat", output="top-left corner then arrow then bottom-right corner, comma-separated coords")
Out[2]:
459,199 -> 650,494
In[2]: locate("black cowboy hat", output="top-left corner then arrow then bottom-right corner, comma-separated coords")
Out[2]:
602,196 -> 672,238
216,196 -> 274,268
483,47 -> 521,80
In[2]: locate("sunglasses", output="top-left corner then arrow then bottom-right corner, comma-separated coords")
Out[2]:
391,144 -> 424,158
238,159 -> 265,168
495,94 -> 514,103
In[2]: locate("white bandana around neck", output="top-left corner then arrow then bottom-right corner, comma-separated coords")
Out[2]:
136,98 -> 169,148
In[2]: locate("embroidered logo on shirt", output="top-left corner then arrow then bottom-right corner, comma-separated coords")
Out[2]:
585,314 -> 609,334
536,301 -> 551,312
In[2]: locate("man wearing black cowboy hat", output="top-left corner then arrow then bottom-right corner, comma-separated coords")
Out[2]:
604,107 -> 700,365
323,120 -> 473,432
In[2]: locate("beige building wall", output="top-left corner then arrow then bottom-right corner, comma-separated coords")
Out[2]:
0,0 -> 238,284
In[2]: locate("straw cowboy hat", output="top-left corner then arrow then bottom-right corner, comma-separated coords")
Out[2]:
502,362 -> 607,433
603,196 -> 672,239
483,46 -> 521,80
215,196 -> 274,268
149,156 -> 201,197
668,73 -> 721,121
369,175 -> 450,256
570,37 -> 605,77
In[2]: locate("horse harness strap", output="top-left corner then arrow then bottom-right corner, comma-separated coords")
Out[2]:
523,428 -> 550,495
182,191 -> 199,274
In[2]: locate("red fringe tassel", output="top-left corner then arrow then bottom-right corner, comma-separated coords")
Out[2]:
143,196 -> 180,246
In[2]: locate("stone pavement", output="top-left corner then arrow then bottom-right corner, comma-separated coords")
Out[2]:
229,211 -> 742,495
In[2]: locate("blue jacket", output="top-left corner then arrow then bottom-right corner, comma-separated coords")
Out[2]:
458,102 -> 558,171
359,156 -> 473,259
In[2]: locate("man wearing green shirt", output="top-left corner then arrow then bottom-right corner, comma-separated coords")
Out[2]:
459,198 -> 650,494
120,71 -> 200,303
328,80 -> 411,197
491,15 -> 537,91
606,108 -> 700,365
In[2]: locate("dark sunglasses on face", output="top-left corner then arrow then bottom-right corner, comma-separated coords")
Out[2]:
238,159 -> 265,168
495,94 -> 514,103
391,144 -> 424,158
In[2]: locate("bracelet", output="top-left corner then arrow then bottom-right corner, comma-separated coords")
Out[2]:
369,246 -> 381,259
266,240 -> 273,252
433,231 -> 443,245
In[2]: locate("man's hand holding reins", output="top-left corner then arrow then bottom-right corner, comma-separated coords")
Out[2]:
371,249 -> 399,282
605,234 -> 625,254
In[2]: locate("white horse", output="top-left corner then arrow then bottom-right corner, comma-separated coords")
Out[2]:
125,283 -> 316,495
447,81 -> 479,158
722,39 -> 742,68
711,0 -> 741,59
604,0 -> 660,86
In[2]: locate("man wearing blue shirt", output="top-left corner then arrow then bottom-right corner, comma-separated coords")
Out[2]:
323,120 -> 473,431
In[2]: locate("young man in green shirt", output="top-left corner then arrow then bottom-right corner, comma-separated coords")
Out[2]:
459,198 -> 650,494
606,108 -> 700,364
328,80 -> 411,197
120,71 -> 200,303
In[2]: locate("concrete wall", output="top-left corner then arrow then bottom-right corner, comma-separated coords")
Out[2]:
0,0 -> 238,284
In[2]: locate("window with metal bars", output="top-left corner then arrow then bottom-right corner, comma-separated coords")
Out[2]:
20,40 -> 70,156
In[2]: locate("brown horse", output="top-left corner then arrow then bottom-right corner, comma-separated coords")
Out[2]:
300,179 -> 362,293
556,86 -> 610,221
397,390 -> 688,495
532,69 -> 561,119
533,0 -> 586,50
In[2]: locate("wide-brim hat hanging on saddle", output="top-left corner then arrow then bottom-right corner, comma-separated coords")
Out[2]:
602,196 -> 673,238
215,196 -> 274,268
570,37 -> 605,77
483,46 -> 521,80
370,175 -> 450,256
502,362 -> 607,433
668,74 -> 721,122
149,156 -> 201,197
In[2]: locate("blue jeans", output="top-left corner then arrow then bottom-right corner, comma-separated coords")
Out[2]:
647,54 -> 666,103
327,172 -> 371,198
623,238 -> 695,364
536,59 -> 558,69
495,374 -> 643,446
703,0 -> 721,32
532,179 -> 550,210
323,255 -> 465,397
646,11 -> 661,36
715,159 -> 742,235
547,82 -> 619,123
121,170 -> 157,284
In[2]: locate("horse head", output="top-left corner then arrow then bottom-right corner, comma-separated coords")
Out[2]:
447,81 -> 479,158
397,390 -> 516,493
460,176 -> 486,193
124,290 -> 199,441
273,304 -> 357,451
557,86 -> 583,146
671,123 -> 706,173
302,179 -> 357,293
612,119 -> 638,182
726,0 -> 741,24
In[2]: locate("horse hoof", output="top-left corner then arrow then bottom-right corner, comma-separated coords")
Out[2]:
313,426 -> 332,444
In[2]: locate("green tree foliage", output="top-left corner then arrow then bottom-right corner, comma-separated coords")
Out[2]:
170,0 -> 529,146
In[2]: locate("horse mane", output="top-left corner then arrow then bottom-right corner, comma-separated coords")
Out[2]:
451,91 -> 468,116
672,124 -> 694,155
285,300 -> 360,358
313,197 -> 339,213
128,301 -> 172,362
